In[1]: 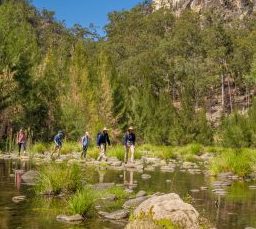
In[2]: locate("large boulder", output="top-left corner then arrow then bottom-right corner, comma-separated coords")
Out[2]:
126,219 -> 160,229
133,193 -> 199,229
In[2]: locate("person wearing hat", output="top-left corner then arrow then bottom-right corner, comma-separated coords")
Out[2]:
81,131 -> 89,159
123,127 -> 136,164
51,130 -> 64,158
97,127 -> 111,161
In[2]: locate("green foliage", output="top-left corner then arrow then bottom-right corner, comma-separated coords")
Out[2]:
210,148 -> 256,177
30,142 -> 49,154
60,142 -> 80,154
100,186 -> 130,211
1,0 -> 256,149
108,145 -> 125,161
35,163 -> 83,194
106,186 -> 129,200
155,219 -> 179,229
68,187 -> 98,217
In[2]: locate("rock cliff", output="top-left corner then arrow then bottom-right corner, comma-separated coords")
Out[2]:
153,0 -> 256,16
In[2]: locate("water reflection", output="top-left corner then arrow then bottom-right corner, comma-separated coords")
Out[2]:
0,159 -> 256,229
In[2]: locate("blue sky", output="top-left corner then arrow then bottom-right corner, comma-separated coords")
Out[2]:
32,0 -> 143,34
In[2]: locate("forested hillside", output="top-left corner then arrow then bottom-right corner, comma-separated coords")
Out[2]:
1,0 -> 256,148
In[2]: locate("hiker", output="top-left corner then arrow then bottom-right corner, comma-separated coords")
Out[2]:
81,131 -> 89,159
97,127 -> 111,161
16,128 -> 27,156
124,127 -> 136,163
51,130 -> 64,158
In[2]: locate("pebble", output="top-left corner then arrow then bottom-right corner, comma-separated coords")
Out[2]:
12,196 -> 26,203
136,190 -> 147,198
200,186 -> 208,191
190,189 -> 200,193
248,185 -> 256,190
141,174 -> 151,180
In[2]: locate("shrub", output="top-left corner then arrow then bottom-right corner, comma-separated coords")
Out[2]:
31,142 -> 48,154
35,163 -> 83,194
68,187 -> 98,217
100,186 -> 130,212
108,145 -> 125,161
87,147 -> 99,159
210,149 -> 256,177
106,186 -> 129,200
61,142 -> 80,154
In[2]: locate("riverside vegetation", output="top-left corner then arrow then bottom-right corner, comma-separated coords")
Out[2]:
1,0 -> 256,176
29,142 -> 256,177
2,0 -> 256,149
34,163 -> 132,218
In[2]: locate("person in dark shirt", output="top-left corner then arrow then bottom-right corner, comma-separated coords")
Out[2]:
51,130 -> 64,159
123,127 -> 136,163
97,127 -> 111,161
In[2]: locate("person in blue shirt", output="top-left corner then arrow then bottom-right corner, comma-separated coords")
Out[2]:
97,127 -> 111,161
81,131 -> 89,159
123,127 -> 136,164
51,130 -> 64,158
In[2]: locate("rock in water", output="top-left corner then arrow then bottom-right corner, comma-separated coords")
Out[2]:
123,196 -> 149,209
136,190 -> 147,198
12,196 -> 26,203
98,209 -> 129,220
56,214 -> 83,223
141,174 -> 151,180
133,193 -> 199,229
21,170 -> 39,185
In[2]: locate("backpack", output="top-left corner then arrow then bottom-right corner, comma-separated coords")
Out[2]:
96,132 -> 102,146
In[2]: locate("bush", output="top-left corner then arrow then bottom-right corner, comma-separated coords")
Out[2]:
106,186 -> 129,200
101,186 -> 130,211
68,187 -> 98,217
108,145 -> 125,161
31,142 -> 48,154
61,142 -> 80,154
35,163 -> 83,194
210,149 -> 256,177
87,147 -> 99,159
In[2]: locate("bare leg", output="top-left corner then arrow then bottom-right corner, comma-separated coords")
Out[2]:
124,146 -> 129,163
130,145 -> 135,163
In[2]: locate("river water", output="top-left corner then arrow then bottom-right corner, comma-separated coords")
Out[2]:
0,159 -> 256,229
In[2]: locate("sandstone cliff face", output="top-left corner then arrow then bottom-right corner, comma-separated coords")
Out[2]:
153,0 -> 256,15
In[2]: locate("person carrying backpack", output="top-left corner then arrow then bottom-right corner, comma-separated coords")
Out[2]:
123,127 -> 136,164
51,130 -> 64,158
97,127 -> 111,161
81,131 -> 89,159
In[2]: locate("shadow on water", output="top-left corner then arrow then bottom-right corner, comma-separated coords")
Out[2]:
0,159 -> 256,229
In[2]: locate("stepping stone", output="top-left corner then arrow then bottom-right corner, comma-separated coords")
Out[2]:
98,209 -> 129,220
56,214 -> 83,222
141,174 -> 151,180
12,196 -> 26,203
136,190 -> 147,198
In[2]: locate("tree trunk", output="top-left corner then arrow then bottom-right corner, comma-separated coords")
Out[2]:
221,74 -> 225,110
227,76 -> 233,113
